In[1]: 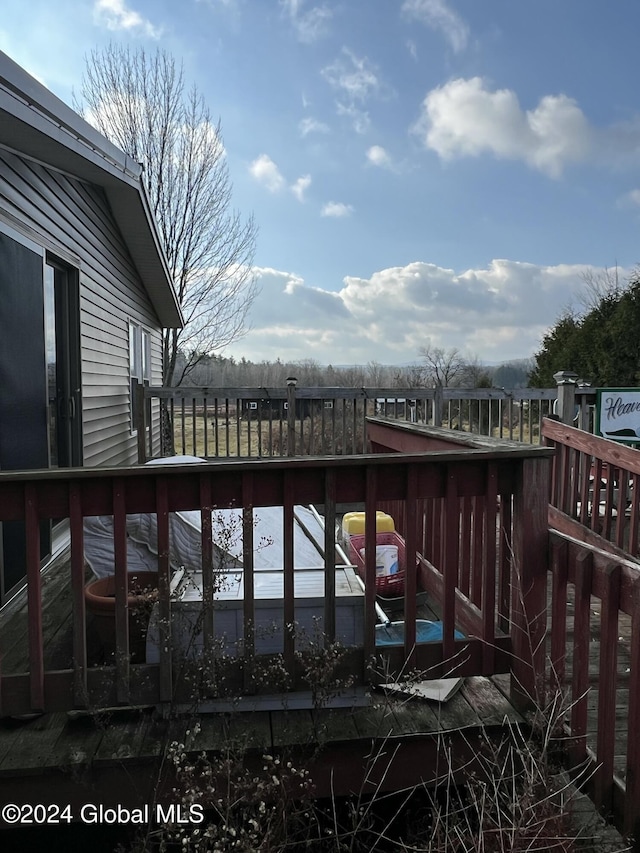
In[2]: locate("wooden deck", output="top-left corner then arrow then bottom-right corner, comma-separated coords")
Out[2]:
0,674 -> 524,808
0,543 -> 527,810
0,540 -> 629,814
4,420 -> 640,844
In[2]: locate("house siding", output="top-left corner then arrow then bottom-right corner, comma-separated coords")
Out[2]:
0,147 -> 164,467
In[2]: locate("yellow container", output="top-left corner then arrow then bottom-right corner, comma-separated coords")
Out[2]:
342,511 -> 395,538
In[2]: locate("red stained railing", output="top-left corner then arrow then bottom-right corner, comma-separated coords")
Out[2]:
543,417 -> 640,557
543,418 -> 640,834
0,444 -> 551,718
548,529 -> 640,835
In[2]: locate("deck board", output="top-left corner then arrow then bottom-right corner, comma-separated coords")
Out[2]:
0,711 -> 68,774
0,677 -> 526,807
45,714 -> 106,770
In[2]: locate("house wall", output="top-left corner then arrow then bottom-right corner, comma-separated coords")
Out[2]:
0,148 -> 163,467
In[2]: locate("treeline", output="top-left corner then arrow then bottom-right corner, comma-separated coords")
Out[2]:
530,269 -> 640,387
174,353 -> 534,389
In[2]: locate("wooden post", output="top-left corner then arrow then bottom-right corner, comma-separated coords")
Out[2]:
286,377 -> 297,457
433,385 -> 443,428
553,371 -> 577,426
510,455 -> 550,710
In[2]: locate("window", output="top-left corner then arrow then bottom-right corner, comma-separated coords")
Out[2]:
130,322 -> 151,433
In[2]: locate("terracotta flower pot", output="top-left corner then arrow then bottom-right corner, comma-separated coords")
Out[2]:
84,571 -> 158,662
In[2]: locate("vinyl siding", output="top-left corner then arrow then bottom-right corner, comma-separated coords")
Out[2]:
0,148 -> 164,467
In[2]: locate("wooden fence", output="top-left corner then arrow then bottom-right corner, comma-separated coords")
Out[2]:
0,440 -> 550,718
135,384 -> 557,461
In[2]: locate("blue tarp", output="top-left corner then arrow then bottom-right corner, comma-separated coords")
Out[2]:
375,620 -> 465,647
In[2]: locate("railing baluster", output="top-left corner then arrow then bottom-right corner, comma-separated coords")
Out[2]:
192,398 -> 197,455
180,398 -> 186,455
511,455 -> 549,709
236,397 -> 241,457
203,397 -> 209,457
482,463 -> 497,673
331,399 -> 336,455
352,398 -> 358,454
283,471 -> 295,677
225,398 -> 230,457
156,475 -> 172,703
594,562 -> 620,813
498,494 -> 512,634
471,496 -> 483,608
403,466 -> 418,667
459,496 -> 472,598
69,481 -> 87,707
443,467 -> 459,664
324,469 -> 336,644
578,449 -> 591,526
591,458 -> 603,533
549,537 -> 568,692
242,473 -> 255,691
25,483 -> 44,711
624,577 -> 640,837
364,467 -> 377,673
200,474 -> 214,662
113,477 -> 130,704
341,398 -> 347,454
570,551 -> 593,769
602,466 -> 615,541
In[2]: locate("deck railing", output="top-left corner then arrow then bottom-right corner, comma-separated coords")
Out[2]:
548,527 -> 640,836
0,442 -> 550,718
543,417 -> 640,557
542,416 -> 640,834
135,384 -> 557,461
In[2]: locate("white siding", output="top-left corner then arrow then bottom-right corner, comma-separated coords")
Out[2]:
0,148 -> 164,466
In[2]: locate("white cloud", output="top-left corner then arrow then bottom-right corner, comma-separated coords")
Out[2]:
93,0 -> 161,37
366,145 -> 392,168
228,259 -> 609,365
299,117 -> 330,137
413,76 -> 592,178
249,154 -> 286,192
402,0 -> 469,53
322,49 -> 390,134
336,102 -> 370,135
321,201 -> 354,218
322,48 -> 381,102
620,188 -> 640,207
280,0 -> 332,42
291,174 -> 312,202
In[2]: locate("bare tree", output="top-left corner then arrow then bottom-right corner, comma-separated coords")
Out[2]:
577,265 -> 624,314
76,45 -> 258,386
459,354 -> 493,388
419,344 -> 469,387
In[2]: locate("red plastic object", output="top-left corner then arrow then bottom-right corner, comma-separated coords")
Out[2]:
348,531 -> 408,596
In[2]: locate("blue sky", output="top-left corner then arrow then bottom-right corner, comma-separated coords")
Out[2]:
3,0 -> 640,367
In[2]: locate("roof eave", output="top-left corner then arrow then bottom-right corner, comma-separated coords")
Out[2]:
0,51 -> 184,330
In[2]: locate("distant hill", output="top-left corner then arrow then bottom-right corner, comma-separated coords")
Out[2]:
490,359 -> 534,388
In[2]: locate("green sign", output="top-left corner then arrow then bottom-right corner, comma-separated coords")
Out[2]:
596,388 -> 640,443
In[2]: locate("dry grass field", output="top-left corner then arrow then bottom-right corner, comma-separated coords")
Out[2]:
170,414 -> 278,457
165,404 -> 546,459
